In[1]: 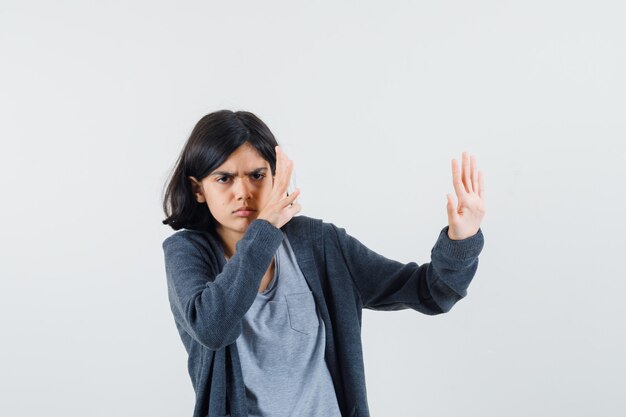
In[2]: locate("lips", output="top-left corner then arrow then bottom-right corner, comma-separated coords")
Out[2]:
233,207 -> 255,213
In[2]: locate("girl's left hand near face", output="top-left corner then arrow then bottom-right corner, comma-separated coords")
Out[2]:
446,151 -> 486,240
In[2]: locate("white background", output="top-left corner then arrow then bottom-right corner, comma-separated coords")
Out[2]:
1,1 -> 625,416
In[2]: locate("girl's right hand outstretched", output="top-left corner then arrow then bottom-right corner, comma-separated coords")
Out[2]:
257,146 -> 302,229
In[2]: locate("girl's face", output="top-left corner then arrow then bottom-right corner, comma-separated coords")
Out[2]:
189,142 -> 274,237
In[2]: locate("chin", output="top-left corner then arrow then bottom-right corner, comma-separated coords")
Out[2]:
233,216 -> 256,228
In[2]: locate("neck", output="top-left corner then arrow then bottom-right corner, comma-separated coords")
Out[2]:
216,225 -> 244,259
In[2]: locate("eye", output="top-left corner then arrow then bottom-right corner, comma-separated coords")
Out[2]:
216,176 -> 231,183
251,173 -> 266,181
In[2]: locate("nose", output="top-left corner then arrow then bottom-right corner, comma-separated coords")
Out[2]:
233,176 -> 253,201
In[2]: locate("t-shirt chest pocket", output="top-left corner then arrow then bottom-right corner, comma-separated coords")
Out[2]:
284,291 -> 319,335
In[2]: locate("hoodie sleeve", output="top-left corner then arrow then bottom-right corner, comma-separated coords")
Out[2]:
162,219 -> 284,350
329,223 -> 484,314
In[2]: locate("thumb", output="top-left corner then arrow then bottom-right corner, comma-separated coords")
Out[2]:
446,194 -> 457,220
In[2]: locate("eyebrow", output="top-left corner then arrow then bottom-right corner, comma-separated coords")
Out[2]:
209,167 -> 269,177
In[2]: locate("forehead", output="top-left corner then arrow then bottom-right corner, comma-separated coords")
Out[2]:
211,144 -> 270,173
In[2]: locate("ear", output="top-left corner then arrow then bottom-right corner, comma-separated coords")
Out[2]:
188,176 -> 206,203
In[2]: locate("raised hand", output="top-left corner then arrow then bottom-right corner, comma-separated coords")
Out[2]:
257,146 -> 302,229
446,151 -> 485,240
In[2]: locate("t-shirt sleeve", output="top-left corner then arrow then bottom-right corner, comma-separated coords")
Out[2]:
328,223 -> 484,314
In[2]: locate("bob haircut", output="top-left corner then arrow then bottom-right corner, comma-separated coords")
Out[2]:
162,109 -> 279,233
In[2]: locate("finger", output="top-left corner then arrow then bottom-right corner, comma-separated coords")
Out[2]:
280,160 -> 294,195
273,147 -> 293,197
471,155 -> 478,194
451,158 -> 466,198
273,146 -> 282,185
463,151 -> 473,193
289,202 -> 302,216
446,193 -> 457,219
282,187 -> 300,207
279,152 -> 293,191
478,170 -> 485,200
276,146 -> 285,177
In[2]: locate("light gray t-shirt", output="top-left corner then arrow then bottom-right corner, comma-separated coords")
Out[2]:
235,231 -> 342,417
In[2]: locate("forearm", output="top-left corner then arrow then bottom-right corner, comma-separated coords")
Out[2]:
330,223 -> 484,314
164,219 -> 283,350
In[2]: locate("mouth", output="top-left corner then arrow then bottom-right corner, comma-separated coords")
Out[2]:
233,207 -> 256,213
233,207 -> 256,217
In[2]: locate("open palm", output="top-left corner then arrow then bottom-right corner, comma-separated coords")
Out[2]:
446,151 -> 485,240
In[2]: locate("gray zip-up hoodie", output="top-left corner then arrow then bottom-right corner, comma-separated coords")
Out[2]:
162,215 -> 485,417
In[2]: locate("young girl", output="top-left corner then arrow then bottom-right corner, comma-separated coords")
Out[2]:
161,109 -> 485,417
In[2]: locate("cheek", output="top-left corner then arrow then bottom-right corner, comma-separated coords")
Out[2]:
202,188 -> 224,210
261,180 -> 273,195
